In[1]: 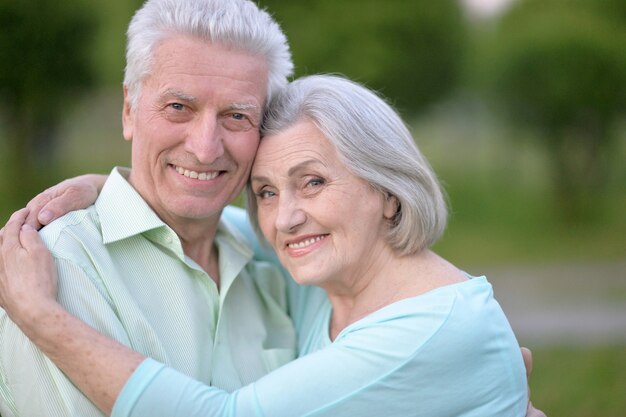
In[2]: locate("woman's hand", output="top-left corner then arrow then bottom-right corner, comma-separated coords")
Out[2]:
1,207 -> 144,414
24,173 -> 107,229
0,208 -> 59,329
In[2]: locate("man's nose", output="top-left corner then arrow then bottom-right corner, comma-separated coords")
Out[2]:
185,115 -> 224,164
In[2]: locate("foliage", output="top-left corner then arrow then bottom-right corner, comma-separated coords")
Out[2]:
531,346 -> 626,417
474,0 -> 626,221
0,0 -> 97,203
259,0 -> 467,116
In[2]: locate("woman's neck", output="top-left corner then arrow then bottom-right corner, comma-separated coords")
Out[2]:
326,249 -> 466,340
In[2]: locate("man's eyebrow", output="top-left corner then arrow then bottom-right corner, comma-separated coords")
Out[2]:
159,89 -> 197,102
228,103 -> 260,112
229,103 -> 262,125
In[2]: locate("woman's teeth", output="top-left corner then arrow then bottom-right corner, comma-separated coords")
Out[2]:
288,235 -> 326,249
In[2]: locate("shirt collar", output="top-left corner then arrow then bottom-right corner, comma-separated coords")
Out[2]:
95,166 -> 254,284
96,167 -> 167,244
215,213 -> 254,298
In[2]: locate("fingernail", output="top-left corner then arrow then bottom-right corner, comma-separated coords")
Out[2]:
39,210 -> 53,224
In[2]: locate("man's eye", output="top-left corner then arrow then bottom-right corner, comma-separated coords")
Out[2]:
170,103 -> 185,111
222,112 -> 255,132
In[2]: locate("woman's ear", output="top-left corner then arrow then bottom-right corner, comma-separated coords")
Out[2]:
383,193 -> 400,220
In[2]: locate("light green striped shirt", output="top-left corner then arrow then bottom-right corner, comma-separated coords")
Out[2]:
0,167 -> 296,417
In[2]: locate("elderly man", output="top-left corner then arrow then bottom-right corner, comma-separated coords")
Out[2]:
0,1 -> 297,416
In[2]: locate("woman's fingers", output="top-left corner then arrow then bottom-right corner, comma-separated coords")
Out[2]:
0,206 -> 58,313
25,187 -> 57,229
2,208 -> 47,256
24,174 -> 106,229
2,208 -> 30,253
19,223 -> 47,254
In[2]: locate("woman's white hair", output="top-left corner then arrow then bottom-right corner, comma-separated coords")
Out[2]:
124,0 -> 293,108
247,75 -> 448,255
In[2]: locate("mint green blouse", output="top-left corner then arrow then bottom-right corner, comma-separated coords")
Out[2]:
111,275 -> 528,417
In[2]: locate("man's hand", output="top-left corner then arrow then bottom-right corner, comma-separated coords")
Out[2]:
23,174 -> 107,229
522,347 -> 547,417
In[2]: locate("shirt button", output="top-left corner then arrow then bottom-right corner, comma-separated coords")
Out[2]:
165,236 -> 173,244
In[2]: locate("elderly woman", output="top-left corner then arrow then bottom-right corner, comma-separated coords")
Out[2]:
0,75 -> 530,416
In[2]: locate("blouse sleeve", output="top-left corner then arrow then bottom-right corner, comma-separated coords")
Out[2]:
112,294 -> 452,417
112,279 -> 528,417
113,326 -> 426,417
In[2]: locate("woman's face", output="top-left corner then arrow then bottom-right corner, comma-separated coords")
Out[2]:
250,120 -> 397,291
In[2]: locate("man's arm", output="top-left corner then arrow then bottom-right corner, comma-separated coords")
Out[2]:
521,347 -> 547,417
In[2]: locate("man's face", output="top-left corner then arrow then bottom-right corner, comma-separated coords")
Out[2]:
122,34 -> 268,231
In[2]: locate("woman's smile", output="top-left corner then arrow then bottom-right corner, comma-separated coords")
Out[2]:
284,234 -> 329,256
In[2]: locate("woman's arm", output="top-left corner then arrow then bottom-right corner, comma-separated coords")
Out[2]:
23,173 -> 107,229
0,208 -> 142,415
1,209 -> 546,417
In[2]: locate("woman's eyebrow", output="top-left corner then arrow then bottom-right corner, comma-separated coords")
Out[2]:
287,159 -> 322,177
251,160 -> 322,185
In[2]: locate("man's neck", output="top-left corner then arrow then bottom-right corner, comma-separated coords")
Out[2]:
183,237 -> 220,286
175,221 -> 222,287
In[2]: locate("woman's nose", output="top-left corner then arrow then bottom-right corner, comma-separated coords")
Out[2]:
274,194 -> 307,233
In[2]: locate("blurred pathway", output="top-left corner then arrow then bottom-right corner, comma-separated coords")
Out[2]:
477,260 -> 626,347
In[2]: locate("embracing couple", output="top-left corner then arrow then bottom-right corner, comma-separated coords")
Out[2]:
0,1 -> 545,416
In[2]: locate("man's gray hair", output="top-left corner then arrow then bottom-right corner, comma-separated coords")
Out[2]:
124,0 -> 293,108
247,74 -> 448,255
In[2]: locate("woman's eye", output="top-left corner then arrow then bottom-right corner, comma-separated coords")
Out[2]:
306,178 -> 324,187
256,189 -> 275,199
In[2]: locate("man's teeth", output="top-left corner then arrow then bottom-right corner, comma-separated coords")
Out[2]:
288,235 -> 326,249
175,166 -> 219,181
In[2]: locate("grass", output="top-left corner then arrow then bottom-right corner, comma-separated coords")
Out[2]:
531,346 -> 626,417
432,171 -> 626,266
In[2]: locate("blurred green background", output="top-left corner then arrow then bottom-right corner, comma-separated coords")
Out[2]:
0,0 -> 624,416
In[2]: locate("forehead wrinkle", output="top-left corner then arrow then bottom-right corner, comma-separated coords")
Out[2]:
251,159 -> 323,184
287,159 -> 325,177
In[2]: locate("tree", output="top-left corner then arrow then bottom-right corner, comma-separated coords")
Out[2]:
0,0 -> 97,206
477,0 -> 626,220
259,0 -> 467,116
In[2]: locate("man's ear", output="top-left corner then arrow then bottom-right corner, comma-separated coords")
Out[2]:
122,85 -> 134,142
383,192 -> 400,220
